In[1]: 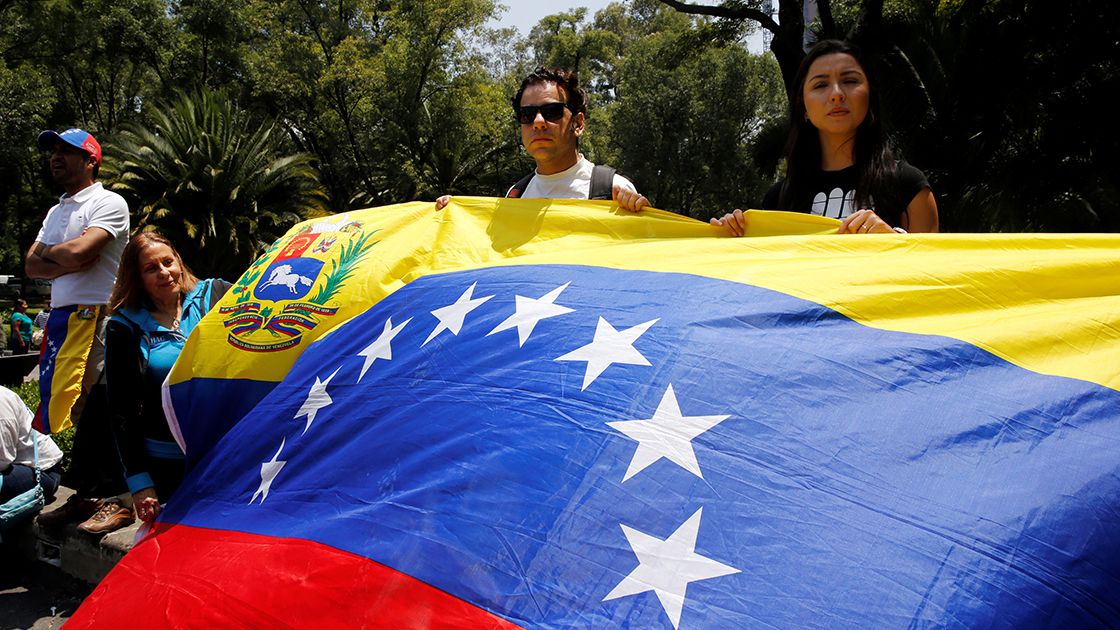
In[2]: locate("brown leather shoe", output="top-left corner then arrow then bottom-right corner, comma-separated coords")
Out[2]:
36,495 -> 103,529
77,499 -> 135,534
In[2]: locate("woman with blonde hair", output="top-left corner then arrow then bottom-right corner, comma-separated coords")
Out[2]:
103,232 -> 230,525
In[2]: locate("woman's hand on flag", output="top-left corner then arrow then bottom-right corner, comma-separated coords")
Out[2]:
711,209 -> 746,237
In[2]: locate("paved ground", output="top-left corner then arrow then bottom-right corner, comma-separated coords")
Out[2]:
0,547 -> 91,630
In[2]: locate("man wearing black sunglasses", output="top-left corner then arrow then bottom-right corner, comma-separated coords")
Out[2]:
436,67 -> 648,212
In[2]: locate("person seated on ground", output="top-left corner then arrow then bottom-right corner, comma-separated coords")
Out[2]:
0,386 -> 63,510
436,67 -> 650,213
105,233 -> 231,524
712,39 -> 938,236
8,300 -> 32,354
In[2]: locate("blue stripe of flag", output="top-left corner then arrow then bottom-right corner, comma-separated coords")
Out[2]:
164,265 -> 1120,629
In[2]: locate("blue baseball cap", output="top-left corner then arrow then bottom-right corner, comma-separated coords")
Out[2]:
37,128 -> 102,165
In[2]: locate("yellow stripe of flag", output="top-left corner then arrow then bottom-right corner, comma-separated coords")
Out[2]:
172,198 -> 1120,393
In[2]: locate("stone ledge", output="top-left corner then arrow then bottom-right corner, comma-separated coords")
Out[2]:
28,486 -> 142,584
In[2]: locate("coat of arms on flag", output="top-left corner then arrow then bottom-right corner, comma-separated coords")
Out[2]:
220,217 -> 378,353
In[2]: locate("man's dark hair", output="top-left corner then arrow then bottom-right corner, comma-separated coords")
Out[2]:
511,67 -> 589,115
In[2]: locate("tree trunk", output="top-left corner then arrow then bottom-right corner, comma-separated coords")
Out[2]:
657,0 -> 885,97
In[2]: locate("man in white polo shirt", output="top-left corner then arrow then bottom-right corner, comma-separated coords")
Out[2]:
26,128 -> 133,531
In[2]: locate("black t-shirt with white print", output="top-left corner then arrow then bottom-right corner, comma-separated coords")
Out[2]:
762,161 -> 929,227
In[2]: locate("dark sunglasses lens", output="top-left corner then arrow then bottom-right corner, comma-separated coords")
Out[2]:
517,103 -> 568,124
539,103 -> 567,120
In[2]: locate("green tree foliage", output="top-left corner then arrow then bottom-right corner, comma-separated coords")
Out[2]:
610,10 -> 785,216
169,0 -> 252,89
105,89 -> 328,278
0,61 -> 53,272
374,0 -> 524,200
238,0 -> 521,207
527,8 -> 620,88
33,0 -> 173,132
881,0 -> 1120,231
657,0 -> 805,88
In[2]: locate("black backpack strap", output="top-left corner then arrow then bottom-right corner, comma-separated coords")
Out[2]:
589,164 -> 616,200
208,279 -> 233,310
507,172 -> 534,198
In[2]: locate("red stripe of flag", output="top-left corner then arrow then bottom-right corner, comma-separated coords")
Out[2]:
68,523 -> 524,629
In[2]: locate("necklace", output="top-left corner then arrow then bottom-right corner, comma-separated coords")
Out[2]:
156,302 -> 182,330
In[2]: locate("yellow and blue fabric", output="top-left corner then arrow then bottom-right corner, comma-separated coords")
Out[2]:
74,198 -> 1120,628
34,304 -> 102,434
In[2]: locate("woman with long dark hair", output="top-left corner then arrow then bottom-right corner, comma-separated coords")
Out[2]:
714,39 -> 938,235
104,233 -> 230,524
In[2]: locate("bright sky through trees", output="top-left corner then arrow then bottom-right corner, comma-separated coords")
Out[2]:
489,1 -> 765,52
490,1 -> 617,35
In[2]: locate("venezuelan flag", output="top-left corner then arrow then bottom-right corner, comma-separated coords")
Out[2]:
78,199 -> 1120,628
35,304 -> 102,434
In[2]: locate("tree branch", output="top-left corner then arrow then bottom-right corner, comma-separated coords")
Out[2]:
656,0 -> 780,34
818,0 -> 836,38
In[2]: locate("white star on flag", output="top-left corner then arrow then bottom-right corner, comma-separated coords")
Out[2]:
556,317 -> 658,390
357,316 -> 412,382
604,507 -> 739,629
295,367 -> 341,433
422,282 -> 495,346
607,384 -> 731,481
486,282 -> 574,346
250,439 -> 287,505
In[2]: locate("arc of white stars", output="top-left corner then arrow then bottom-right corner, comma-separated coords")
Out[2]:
250,438 -> 287,505
604,507 -> 740,629
357,316 -> 412,382
422,282 -> 495,346
607,384 -> 731,481
555,317 -> 658,390
486,282 -> 574,347
295,367 -> 341,434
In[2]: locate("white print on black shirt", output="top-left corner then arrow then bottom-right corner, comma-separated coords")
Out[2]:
811,188 -> 878,220
812,188 -> 854,219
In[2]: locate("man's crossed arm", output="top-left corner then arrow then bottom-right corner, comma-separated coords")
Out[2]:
25,227 -> 112,279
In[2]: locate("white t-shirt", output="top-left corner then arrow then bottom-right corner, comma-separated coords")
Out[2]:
513,157 -> 637,199
35,182 -> 130,308
0,387 -> 63,471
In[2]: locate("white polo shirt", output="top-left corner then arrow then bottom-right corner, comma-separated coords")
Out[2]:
0,387 -> 63,471
35,182 -> 129,308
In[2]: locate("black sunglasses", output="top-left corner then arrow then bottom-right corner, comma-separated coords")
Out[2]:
514,102 -> 569,124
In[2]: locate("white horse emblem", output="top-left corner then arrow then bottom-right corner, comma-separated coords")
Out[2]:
259,264 -> 314,294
